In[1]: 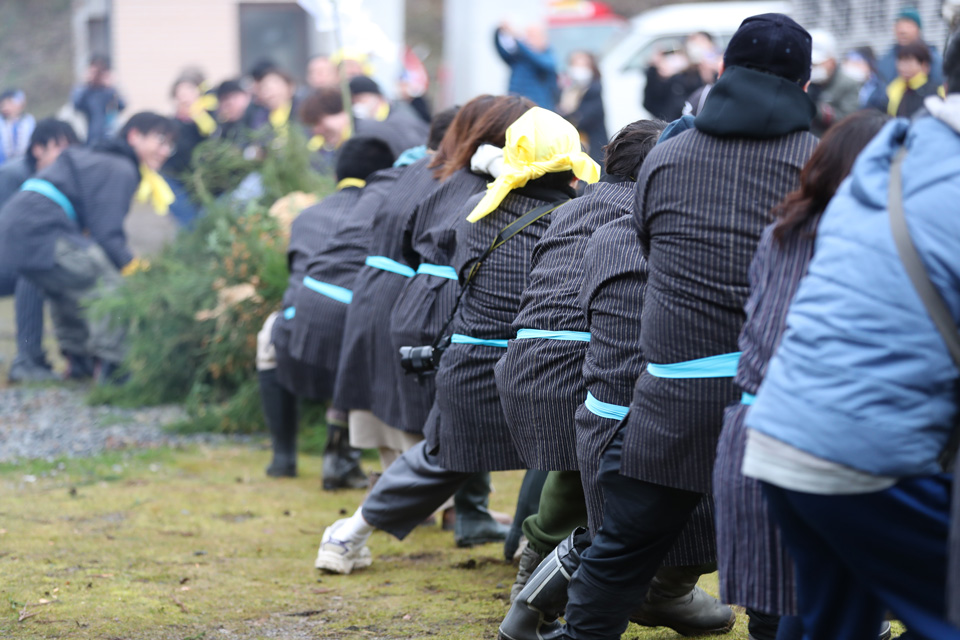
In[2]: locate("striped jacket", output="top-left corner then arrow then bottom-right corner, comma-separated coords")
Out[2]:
388,169 -> 490,433
621,127 -> 817,493
272,183 -> 378,401
333,158 -> 438,424
424,179 -> 575,472
579,213 -> 716,565
495,178 -> 633,471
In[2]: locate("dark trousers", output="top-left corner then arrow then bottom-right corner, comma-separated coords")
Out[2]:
0,268 -> 45,363
763,476 -> 960,640
522,470 -> 588,555
563,426 -> 703,640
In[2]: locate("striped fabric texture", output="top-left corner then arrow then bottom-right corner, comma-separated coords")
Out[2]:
272,185 -> 372,402
621,128 -> 818,493
496,179 -> 634,471
577,214 -> 716,566
425,182 -> 573,473
389,169 -> 490,433
333,159 -> 439,426
714,220 -> 819,614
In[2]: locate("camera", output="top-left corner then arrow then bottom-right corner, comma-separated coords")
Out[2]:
399,336 -> 449,376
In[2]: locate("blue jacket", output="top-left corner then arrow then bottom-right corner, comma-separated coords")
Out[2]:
747,115 -> 960,478
494,28 -> 557,110
877,42 -> 943,86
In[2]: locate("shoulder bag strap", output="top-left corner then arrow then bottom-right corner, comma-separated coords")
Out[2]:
888,147 -> 960,470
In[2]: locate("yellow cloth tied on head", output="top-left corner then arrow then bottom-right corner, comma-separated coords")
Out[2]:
466,107 -> 600,223
136,165 -> 175,215
189,94 -> 219,136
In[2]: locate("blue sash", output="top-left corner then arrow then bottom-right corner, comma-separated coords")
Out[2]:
283,307 -> 296,320
646,352 -> 741,379
416,263 -> 458,280
584,391 -> 630,420
516,328 -> 591,342
450,333 -> 508,348
365,255 -> 415,278
740,392 -> 756,405
302,276 -> 353,304
21,178 -> 77,222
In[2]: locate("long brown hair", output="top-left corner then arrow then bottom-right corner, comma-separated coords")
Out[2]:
430,94 -> 534,180
773,110 -> 890,242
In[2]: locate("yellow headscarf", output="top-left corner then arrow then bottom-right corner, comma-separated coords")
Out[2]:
466,107 -> 600,223
136,165 -> 176,216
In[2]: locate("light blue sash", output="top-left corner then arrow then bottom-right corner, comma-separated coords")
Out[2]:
365,255 -> 415,278
646,352 -> 742,379
21,178 -> 77,222
585,391 -> 630,421
516,328 -> 591,342
283,307 -> 296,320
416,263 -> 458,280
303,276 -> 353,304
740,392 -> 756,405
450,333 -> 509,348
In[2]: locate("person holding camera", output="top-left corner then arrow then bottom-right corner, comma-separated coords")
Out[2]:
313,107 -> 599,575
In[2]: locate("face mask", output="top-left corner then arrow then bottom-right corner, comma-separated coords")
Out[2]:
568,66 -> 593,87
686,43 -> 711,64
842,63 -> 869,83
352,103 -> 374,120
810,64 -> 830,84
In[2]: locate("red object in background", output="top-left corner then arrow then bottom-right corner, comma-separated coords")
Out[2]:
548,0 -> 623,25
401,46 -> 429,96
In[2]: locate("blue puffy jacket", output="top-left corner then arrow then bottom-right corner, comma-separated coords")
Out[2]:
494,28 -> 557,110
747,115 -> 960,478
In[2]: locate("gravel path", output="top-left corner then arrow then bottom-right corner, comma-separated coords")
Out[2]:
0,386 -> 243,462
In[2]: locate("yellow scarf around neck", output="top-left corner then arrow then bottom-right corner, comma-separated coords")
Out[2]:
189,93 -> 219,136
269,102 -> 292,131
136,165 -> 175,215
336,177 -> 366,191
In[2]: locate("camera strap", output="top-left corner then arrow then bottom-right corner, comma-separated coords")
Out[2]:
888,147 -> 960,471
432,199 -> 569,347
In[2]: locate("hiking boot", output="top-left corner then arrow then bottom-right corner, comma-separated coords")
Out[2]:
8,357 -> 59,383
630,565 -> 735,636
510,543 -> 545,603
314,518 -> 373,575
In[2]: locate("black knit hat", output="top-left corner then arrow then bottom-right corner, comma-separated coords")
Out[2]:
348,75 -> 382,96
723,13 -> 813,84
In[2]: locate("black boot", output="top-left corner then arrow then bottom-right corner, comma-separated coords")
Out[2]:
510,542 -> 545,603
258,369 -> 298,477
454,472 -> 510,547
63,351 -> 95,380
498,528 -> 589,640
630,565 -> 736,636
321,415 -> 368,491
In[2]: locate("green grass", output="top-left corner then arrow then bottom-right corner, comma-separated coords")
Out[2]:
0,445 -> 754,640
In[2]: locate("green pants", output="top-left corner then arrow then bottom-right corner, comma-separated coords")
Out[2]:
522,470 -> 588,555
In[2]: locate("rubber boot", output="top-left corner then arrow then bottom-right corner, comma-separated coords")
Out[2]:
504,469 -> 549,560
630,565 -> 736,636
510,543 -> 545,603
498,528 -> 590,640
322,416 -> 368,491
454,472 -> 510,547
258,369 -> 298,477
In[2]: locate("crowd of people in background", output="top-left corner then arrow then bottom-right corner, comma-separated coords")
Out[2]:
3,6 -> 960,640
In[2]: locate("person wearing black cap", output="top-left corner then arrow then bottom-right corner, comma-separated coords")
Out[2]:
877,7 -> 943,86
498,14 -> 819,640
347,76 -> 429,150
213,80 -> 251,144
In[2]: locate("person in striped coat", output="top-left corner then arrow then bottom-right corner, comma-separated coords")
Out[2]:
390,95 -> 533,435
714,111 -> 890,640
312,108 -> 599,575
540,15 -> 820,640
332,107 -> 457,470
258,137 -> 395,482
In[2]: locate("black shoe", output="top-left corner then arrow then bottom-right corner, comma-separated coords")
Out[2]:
322,425 -> 368,490
8,357 -> 59,383
63,351 -> 95,380
95,360 -> 129,386
259,369 -> 298,477
879,620 -> 892,640
630,565 -> 735,636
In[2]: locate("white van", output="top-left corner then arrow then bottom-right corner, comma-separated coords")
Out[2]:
599,1 -> 790,133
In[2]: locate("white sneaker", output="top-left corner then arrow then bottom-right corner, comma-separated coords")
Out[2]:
314,519 -> 373,574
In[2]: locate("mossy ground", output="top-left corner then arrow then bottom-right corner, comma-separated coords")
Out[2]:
0,444 -> 755,640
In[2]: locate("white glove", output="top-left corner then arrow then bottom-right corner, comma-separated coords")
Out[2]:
470,144 -> 505,178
